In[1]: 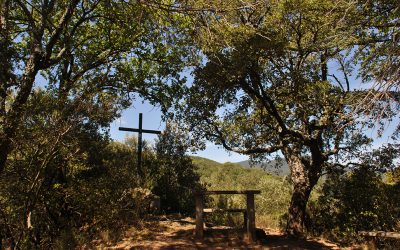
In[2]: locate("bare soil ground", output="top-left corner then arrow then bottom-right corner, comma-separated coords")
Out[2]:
87,215 -> 353,250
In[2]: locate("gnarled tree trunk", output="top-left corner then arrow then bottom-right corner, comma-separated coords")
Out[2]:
286,179 -> 313,237
283,147 -> 321,237
0,0 -> 12,174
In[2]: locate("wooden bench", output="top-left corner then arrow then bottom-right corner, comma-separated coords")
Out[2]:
194,190 -> 261,242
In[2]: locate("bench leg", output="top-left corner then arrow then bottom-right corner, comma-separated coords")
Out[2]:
195,194 -> 204,239
246,193 -> 256,242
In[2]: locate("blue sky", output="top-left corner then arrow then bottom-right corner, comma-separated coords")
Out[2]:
109,98 -> 249,163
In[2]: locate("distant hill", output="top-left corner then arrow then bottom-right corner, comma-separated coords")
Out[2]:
190,155 -> 290,177
236,159 -> 290,177
190,156 -> 224,169
190,156 -> 287,184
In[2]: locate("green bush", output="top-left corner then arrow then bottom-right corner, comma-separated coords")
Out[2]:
309,167 -> 400,243
151,123 -> 203,215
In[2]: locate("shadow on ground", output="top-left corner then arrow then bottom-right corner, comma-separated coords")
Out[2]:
101,215 -> 341,250
152,228 -> 337,250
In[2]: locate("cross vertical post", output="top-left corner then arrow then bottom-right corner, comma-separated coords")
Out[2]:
137,113 -> 143,178
119,113 -> 161,182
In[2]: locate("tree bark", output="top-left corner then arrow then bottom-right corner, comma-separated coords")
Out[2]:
0,0 -> 12,173
283,147 -> 320,237
0,50 -> 42,173
286,178 -> 312,237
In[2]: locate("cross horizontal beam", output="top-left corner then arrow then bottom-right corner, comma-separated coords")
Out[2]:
119,127 -> 162,134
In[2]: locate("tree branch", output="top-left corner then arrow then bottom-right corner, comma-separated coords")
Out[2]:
44,0 -> 80,65
204,117 -> 282,155
15,0 -> 37,29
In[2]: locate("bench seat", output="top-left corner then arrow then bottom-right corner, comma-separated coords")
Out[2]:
203,208 -> 247,213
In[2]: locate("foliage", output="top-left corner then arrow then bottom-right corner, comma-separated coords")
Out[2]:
0,90 -> 137,248
0,89 -> 200,248
386,167 -> 400,184
0,1 -> 197,247
152,123 -> 203,214
354,0 -> 400,104
308,144 -> 400,244
0,0 -> 398,247
309,167 -> 400,242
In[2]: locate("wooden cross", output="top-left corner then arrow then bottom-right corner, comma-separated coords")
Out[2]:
119,113 -> 161,179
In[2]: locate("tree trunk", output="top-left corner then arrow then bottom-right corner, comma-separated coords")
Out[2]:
0,46 -> 42,173
286,179 -> 312,237
0,135 -> 11,173
0,0 -> 12,174
283,148 -> 319,237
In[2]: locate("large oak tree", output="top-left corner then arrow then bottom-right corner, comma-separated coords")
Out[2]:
174,0 -> 370,236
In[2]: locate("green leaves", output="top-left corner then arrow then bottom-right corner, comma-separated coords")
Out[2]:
311,166 -> 400,241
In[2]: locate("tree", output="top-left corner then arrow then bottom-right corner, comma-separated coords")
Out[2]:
0,89 -> 127,248
0,1 -> 194,244
152,122 -> 202,214
0,0 -> 193,173
173,0 -> 369,236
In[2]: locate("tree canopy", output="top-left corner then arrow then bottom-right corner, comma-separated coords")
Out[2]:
171,0 -> 383,236
0,0 -> 194,172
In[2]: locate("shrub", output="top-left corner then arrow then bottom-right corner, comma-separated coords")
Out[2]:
309,167 -> 400,243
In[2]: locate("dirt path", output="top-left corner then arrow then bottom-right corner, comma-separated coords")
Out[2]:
90,215 -> 348,249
